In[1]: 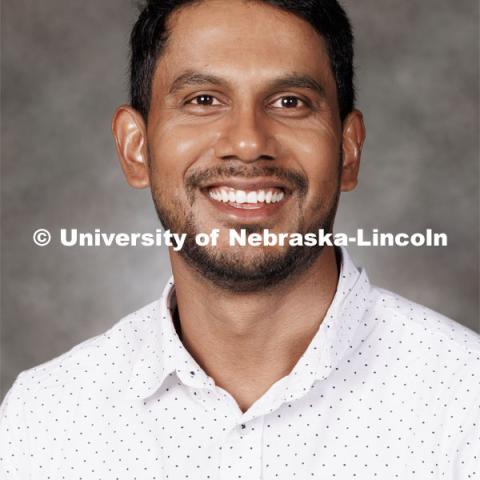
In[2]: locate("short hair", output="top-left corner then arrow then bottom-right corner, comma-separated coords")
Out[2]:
130,0 -> 355,121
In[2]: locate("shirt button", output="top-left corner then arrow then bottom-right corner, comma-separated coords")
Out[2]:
190,371 -> 195,376
241,424 -> 246,429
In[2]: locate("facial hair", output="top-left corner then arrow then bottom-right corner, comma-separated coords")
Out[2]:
150,163 -> 341,293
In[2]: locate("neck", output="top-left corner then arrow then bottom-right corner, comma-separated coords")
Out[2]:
169,246 -> 339,412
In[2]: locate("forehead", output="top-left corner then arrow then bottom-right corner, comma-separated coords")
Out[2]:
156,0 -> 333,87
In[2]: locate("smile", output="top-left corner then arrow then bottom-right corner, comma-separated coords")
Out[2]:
200,178 -> 292,219
208,186 -> 285,208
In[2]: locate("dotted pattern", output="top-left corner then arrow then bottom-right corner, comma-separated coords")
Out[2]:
1,248 -> 479,479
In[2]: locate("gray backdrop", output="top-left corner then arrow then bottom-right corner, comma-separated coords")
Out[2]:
2,0 -> 479,399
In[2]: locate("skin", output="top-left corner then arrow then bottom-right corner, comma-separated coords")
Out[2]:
112,0 -> 365,412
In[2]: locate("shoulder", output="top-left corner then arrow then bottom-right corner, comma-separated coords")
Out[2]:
367,285 -> 480,396
1,298 -> 162,406
371,285 -> 480,355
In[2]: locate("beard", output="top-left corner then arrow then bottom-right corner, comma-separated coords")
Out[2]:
150,163 -> 340,293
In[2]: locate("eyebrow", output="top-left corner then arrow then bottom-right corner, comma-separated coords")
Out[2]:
168,71 -> 228,94
267,74 -> 326,98
168,71 -> 326,98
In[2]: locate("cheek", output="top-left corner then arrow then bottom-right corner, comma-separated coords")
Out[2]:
277,124 -> 342,196
147,123 -> 215,193
276,125 -> 341,223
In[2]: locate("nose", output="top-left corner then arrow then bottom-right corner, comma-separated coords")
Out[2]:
214,106 -> 277,162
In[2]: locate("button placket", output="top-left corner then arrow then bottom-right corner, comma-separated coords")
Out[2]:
218,415 -> 264,479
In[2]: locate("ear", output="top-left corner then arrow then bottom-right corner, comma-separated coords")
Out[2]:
111,105 -> 150,189
340,109 -> 365,192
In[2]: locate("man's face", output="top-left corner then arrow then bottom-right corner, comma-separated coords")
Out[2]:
118,0 -> 363,291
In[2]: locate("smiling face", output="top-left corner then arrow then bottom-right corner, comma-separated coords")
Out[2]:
113,0 -> 365,291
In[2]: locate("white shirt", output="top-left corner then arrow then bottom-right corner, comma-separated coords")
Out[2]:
1,248 -> 479,479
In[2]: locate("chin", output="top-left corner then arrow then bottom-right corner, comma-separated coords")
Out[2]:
180,240 -> 323,293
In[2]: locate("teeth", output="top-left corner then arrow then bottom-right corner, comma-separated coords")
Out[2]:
208,187 -> 285,204
235,190 -> 247,203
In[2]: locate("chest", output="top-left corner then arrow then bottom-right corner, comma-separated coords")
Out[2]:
28,380 -> 444,479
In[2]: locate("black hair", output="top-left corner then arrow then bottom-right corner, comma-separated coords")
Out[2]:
129,0 -> 355,121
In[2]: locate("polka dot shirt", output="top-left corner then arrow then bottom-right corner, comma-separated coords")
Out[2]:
1,248 -> 479,479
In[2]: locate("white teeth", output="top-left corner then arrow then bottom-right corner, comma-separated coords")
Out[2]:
273,192 -> 284,203
235,190 -> 247,203
208,187 -> 285,204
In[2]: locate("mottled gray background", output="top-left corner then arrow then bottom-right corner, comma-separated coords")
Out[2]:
1,0 -> 479,398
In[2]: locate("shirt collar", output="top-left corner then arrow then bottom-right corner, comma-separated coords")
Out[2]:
127,278 -> 213,400
128,247 -> 372,401
280,247 -> 373,400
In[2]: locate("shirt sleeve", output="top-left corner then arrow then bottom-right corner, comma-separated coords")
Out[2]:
0,373 -> 30,479
451,393 -> 480,479
440,368 -> 480,479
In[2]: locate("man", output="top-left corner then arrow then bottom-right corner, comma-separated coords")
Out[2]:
1,0 -> 479,478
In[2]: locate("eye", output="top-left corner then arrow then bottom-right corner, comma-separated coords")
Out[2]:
185,94 -> 222,106
270,96 -> 307,109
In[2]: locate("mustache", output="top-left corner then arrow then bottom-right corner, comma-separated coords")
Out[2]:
185,164 -> 308,196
